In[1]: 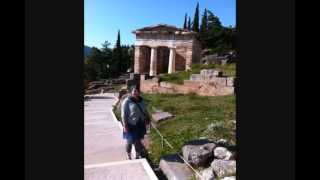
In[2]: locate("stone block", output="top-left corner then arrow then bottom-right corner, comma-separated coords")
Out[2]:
190,74 -> 202,81
159,154 -> 193,180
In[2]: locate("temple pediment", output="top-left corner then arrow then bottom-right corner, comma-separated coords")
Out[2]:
132,24 -> 195,34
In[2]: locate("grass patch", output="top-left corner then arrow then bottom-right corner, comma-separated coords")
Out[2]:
159,63 -> 236,84
159,71 -> 192,84
215,63 -> 236,77
142,93 -> 236,165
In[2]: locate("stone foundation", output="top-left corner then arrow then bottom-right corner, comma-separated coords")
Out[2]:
140,76 -> 234,96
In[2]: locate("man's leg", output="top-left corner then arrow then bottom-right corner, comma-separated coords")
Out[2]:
125,139 -> 133,160
134,139 -> 145,159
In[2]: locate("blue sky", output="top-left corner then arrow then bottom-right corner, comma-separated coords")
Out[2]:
85,0 -> 236,48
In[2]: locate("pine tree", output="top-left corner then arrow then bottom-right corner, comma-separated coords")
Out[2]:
101,41 -> 113,78
101,41 -> 112,60
192,2 -> 200,32
85,47 -> 104,80
200,8 -> 208,48
113,30 -> 123,76
116,31 -> 121,47
187,16 -> 191,30
205,10 -> 229,53
200,8 -> 208,34
183,13 -> 187,29
207,10 -> 222,30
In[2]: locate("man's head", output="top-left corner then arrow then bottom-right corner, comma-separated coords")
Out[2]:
131,87 -> 140,99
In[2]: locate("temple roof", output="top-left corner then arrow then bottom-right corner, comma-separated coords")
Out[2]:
132,24 -> 196,35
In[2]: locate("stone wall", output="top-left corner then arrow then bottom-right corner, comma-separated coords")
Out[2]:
140,70 -> 234,96
156,48 -> 163,73
192,37 -> 202,64
142,46 -> 151,74
156,47 -> 169,74
175,46 -> 187,71
134,46 -> 151,74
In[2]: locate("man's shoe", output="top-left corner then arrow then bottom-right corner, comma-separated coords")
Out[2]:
126,153 -> 132,160
135,154 -> 142,159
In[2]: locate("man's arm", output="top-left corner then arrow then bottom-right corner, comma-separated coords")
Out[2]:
121,98 -> 129,131
141,100 -> 151,125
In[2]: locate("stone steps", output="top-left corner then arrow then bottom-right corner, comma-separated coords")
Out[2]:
159,154 -> 193,180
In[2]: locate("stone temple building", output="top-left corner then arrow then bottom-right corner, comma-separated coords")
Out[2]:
132,24 -> 201,76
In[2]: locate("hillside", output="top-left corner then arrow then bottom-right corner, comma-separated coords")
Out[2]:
84,45 -> 92,58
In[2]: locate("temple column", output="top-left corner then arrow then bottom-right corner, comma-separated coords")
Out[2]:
149,47 -> 157,76
168,48 -> 176,74
134,45 -> 143,74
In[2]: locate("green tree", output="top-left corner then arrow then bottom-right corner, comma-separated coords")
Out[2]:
116,30 -> 121,49
192,2 -> 200,32
200,8 -> 208,48
101,41 -> 112,59
183,13 -> 187,29
84,47 -> 104,81
121,45 -> 130,72
84,31 -> 137,83
187,16 -> 191,30
205,10 -> 225,52
200,8 -> 208,33
207,10 -> 222,30
128,45 -> 134,71
112,30 -> 123,76
221,26 -> 236,50
122,45 -> 134,72
231,26 -> 236,50
101,41 -> 113,78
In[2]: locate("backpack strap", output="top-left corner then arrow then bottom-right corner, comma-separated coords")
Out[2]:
130,97 -> 147,117
130,97 -> 150,124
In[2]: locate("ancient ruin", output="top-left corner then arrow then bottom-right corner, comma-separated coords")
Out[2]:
139,69 -> 235,96
126,24 -> 236,96
133,24 -> 201,76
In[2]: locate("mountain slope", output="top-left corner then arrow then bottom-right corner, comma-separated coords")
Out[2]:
84,45 -> 92,58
